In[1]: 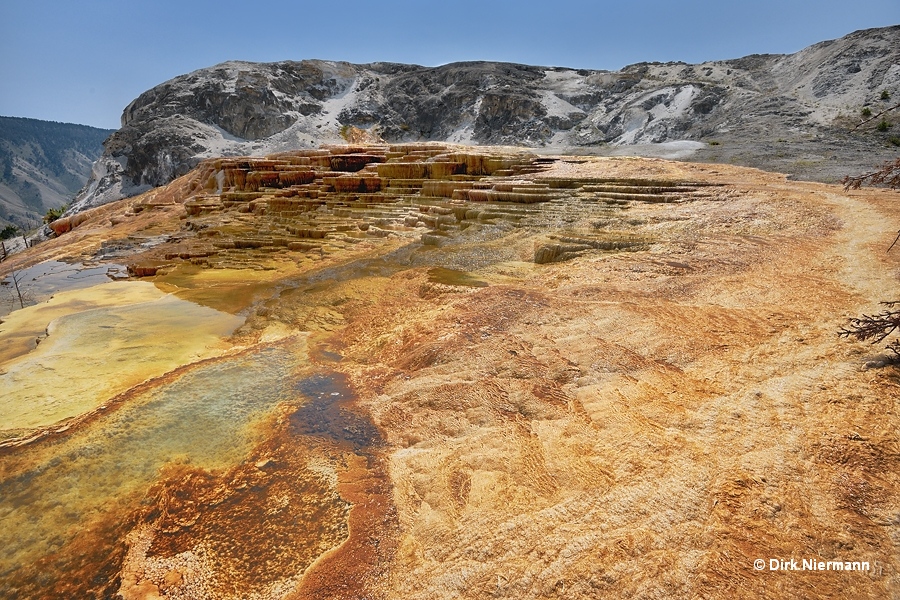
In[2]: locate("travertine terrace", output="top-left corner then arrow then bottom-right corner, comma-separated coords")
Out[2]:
49,143 -> 724,278
0,143 -> 898,599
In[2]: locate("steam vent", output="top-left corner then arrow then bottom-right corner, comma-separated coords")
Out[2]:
1,142 -> 899,599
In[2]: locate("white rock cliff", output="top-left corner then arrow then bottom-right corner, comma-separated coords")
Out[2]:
70,25 -> 900,213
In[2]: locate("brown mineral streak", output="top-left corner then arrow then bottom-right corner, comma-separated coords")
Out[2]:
1,144 -> 899,599
288,452 -> 397,600
285,351 -> 398,600
122,413 -> 357,600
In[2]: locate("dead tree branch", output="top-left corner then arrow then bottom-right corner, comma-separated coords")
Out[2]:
842,157 -> 900,190
888,231 -> 900,253
839,301 -> 900,358
839,138 -> 900,359
850,101 -> 900,131
8,270 -> 25,310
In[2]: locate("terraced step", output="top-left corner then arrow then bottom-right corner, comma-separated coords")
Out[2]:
134,144 -> 734,275
590,191 -> 680,203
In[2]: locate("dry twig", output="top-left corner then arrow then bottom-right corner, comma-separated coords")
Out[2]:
842,157 -> 900,190
839,301 -> 900,357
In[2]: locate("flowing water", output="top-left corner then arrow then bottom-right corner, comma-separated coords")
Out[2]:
290,371 -> 382,452
0,260 -> 126,317
0,290 -> 244,431
0,344 -> 301,591
0,239 -> 489,595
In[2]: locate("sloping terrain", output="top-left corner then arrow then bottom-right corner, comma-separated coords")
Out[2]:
0,116 -> 114,230
0,144 -> 898,598
70,25 -> 900,213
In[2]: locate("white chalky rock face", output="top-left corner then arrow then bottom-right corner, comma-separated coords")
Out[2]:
68,25 -> 900,214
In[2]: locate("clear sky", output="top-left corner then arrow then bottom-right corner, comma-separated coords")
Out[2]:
1,0 -> 898,130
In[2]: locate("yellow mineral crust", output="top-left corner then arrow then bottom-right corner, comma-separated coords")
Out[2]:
0,281 -> 242,432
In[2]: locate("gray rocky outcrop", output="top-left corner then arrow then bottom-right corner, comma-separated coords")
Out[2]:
70,25 -> 900,213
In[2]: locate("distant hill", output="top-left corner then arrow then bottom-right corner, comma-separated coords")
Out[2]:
70,25 -> 900,213
0,117 -> 115,231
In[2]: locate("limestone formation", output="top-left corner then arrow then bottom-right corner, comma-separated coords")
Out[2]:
68,26 -> 900,214
42,143 -> 730,276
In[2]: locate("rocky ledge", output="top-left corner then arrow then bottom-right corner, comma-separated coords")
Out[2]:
51,143 -> 732,278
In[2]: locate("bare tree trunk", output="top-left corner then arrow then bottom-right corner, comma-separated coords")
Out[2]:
10,270 -> 24,309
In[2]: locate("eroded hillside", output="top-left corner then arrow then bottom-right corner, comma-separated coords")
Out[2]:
69,26 -> 900,212
0,144 -> 898,599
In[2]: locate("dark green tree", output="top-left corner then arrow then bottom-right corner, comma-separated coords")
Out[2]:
0,224 -> 18,240
44,204 -> 67,224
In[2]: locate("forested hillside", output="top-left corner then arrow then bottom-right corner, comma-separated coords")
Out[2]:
0,116 -> 114,231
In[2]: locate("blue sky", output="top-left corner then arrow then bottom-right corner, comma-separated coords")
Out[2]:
1,0 -> 898,130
